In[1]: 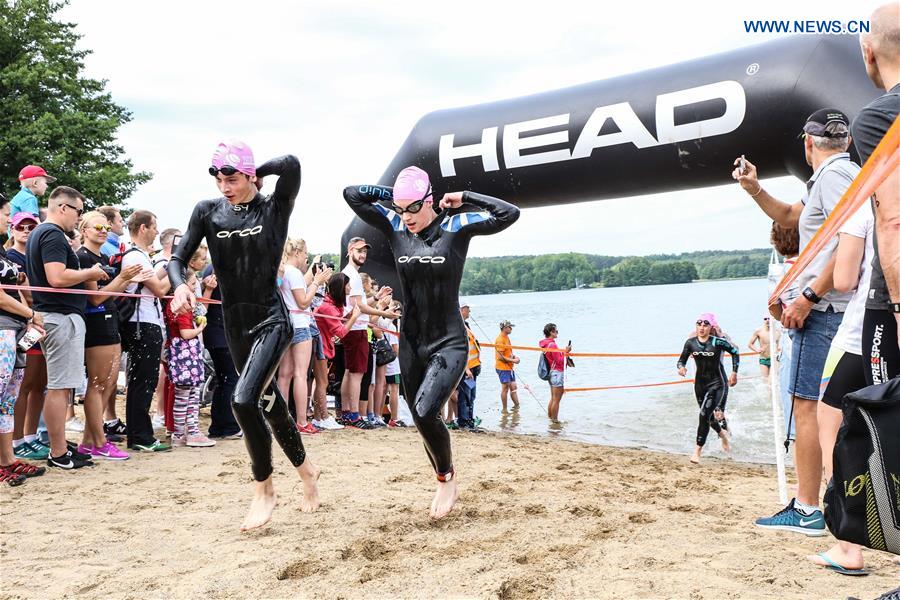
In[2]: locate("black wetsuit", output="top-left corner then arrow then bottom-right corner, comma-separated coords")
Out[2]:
344,185 -> 519,477
169,156 -> 306,482
677,336 -> 740,447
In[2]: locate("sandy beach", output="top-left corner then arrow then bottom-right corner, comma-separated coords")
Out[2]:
2,412 -> 898,600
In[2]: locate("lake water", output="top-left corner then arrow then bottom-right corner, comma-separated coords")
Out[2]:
460,278 -> 787,465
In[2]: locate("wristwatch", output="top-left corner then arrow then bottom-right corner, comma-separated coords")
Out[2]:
890,302 -> 900,314
802,286 -> 822,304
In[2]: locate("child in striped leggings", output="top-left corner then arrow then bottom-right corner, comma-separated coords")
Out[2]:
163,271 -> 214,448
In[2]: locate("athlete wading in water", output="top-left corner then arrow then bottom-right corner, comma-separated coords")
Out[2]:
169,141 -> 320,531
677,313 -> 739,464
344,166 -> 519,518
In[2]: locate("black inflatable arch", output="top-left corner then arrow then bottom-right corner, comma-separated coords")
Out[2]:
342,34 -> 880,292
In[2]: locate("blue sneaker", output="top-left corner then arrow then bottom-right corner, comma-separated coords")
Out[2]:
754,499 -> 827,536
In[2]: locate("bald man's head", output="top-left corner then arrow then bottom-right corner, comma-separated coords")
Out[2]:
861,3 -> 900,88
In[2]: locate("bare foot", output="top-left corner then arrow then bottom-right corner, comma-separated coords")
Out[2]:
807,543 -> 865,571
719,431 -> 731,454
296,459 -> 321,513
690,447 -> 701,464
430,477 -> 459,519
240,477 -> 277,532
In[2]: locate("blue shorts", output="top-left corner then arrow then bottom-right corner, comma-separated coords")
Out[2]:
787,306 -> 843,401
311,332 -> 325,361
292,327 -> 312,345
549,370 -> 564,388
496,369 -> 516,384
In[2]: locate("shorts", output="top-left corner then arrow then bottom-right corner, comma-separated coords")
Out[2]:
496,369 -> 516,384
862,308 -> 900,385
759,357 -> 771,367
549,369 -> 564,388
343,329 -> 370,374
42,312 -> 87,390
386,374 -> 401,385
311,331 -> 325,361
84,310 -> 120,348
292,326 -> 312,344
787,306 -> 843,401
819,347 -> 866,410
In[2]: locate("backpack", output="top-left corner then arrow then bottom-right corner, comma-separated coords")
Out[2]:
108,246 -> 158,336
537,352 -> 551,381
823,379 -> 900,555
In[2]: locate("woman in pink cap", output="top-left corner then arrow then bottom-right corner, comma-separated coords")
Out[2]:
676,312 -> 740,463
344,165 -> 519,518
169,141 -> 319,531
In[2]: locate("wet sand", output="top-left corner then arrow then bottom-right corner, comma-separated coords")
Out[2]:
2,412 -> 898,599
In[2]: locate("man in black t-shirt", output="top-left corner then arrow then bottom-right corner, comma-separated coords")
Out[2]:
852,3 -> 900,385
26,187 -> 108,470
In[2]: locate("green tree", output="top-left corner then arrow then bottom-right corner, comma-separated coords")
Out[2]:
0,0 -> 151,204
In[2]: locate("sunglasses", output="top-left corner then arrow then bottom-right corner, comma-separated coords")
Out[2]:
63,203 -> 84,216
391,198 -> 428,215
89,223 -> 112,232
209,165 -> 240,177
13,224 -> 36,232
696,320 -> 711,326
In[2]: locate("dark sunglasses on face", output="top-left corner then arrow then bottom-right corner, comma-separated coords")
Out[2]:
63,203 -> 84,216
696,320 -> 711,326
391,198 -> 427,215
13,224 -> 36,232
209,165 -> 239,177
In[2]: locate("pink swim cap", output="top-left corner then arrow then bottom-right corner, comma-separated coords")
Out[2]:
697,313 -> 718,328
393,166 -> 432,202
211,140 -> 256,176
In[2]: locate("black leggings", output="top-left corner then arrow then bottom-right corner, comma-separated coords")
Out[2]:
821,350 -> 866,409
400,343 -> 467,476
862,308 -> 900,386
695,383 -> 726,447
226,303 -> 306,482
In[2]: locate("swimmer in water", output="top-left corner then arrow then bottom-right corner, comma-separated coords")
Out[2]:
677,313 -> 739,464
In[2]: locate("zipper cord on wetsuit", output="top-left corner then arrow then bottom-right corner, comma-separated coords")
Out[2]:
469,315 -> 547,414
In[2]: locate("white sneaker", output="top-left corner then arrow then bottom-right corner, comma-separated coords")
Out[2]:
319,416 -> 344,430
151,415 -> 165,429
65,417 -> 85,432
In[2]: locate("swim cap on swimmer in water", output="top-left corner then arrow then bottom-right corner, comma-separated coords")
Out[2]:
210,140 -> 256,177
697,312 -> 718,328
393,166 -> 432,202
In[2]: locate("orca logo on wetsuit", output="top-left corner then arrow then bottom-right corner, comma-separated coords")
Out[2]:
693,351 -> 715,357
397,256 -> 446,264
216,226 -> 263,239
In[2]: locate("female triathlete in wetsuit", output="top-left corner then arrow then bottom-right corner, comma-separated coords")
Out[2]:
677,313 -> 739,463
169,141 -> 319,531
344,166 -> 519,518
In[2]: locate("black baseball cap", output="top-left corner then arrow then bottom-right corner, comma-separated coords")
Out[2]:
802,108 -> 850,138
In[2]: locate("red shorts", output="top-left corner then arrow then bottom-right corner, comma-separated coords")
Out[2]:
343,330 -> 370,374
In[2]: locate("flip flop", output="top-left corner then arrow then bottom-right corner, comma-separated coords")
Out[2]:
814,552 -> 870,576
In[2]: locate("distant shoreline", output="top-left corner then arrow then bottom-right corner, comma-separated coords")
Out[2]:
491,276 -> 767,294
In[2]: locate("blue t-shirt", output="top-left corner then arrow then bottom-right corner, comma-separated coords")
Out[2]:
10,187 -> 39,218
101,231 -> 121,257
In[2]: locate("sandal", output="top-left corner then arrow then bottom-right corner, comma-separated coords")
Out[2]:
2,461 -> 46,477
0,466 -> 27,487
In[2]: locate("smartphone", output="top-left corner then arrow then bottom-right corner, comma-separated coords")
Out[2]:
568,340 -> 571,346
739,155 -> 746,174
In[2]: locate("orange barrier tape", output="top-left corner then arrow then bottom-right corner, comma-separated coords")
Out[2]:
478,342 -> 758,358
566,374 -> 761,392
769,115 -> 900,306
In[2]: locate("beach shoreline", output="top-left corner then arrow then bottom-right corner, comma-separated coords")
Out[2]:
2,416 -> 897,599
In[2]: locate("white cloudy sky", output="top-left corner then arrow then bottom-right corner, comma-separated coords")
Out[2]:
62,0 -> 878,257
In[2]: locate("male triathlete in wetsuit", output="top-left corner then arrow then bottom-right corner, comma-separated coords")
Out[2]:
169,141 -> 319,531
344,166 -> 519,518
677,313 -> 739,464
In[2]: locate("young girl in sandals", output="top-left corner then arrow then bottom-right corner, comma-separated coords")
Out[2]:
164,270 -> 214,448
